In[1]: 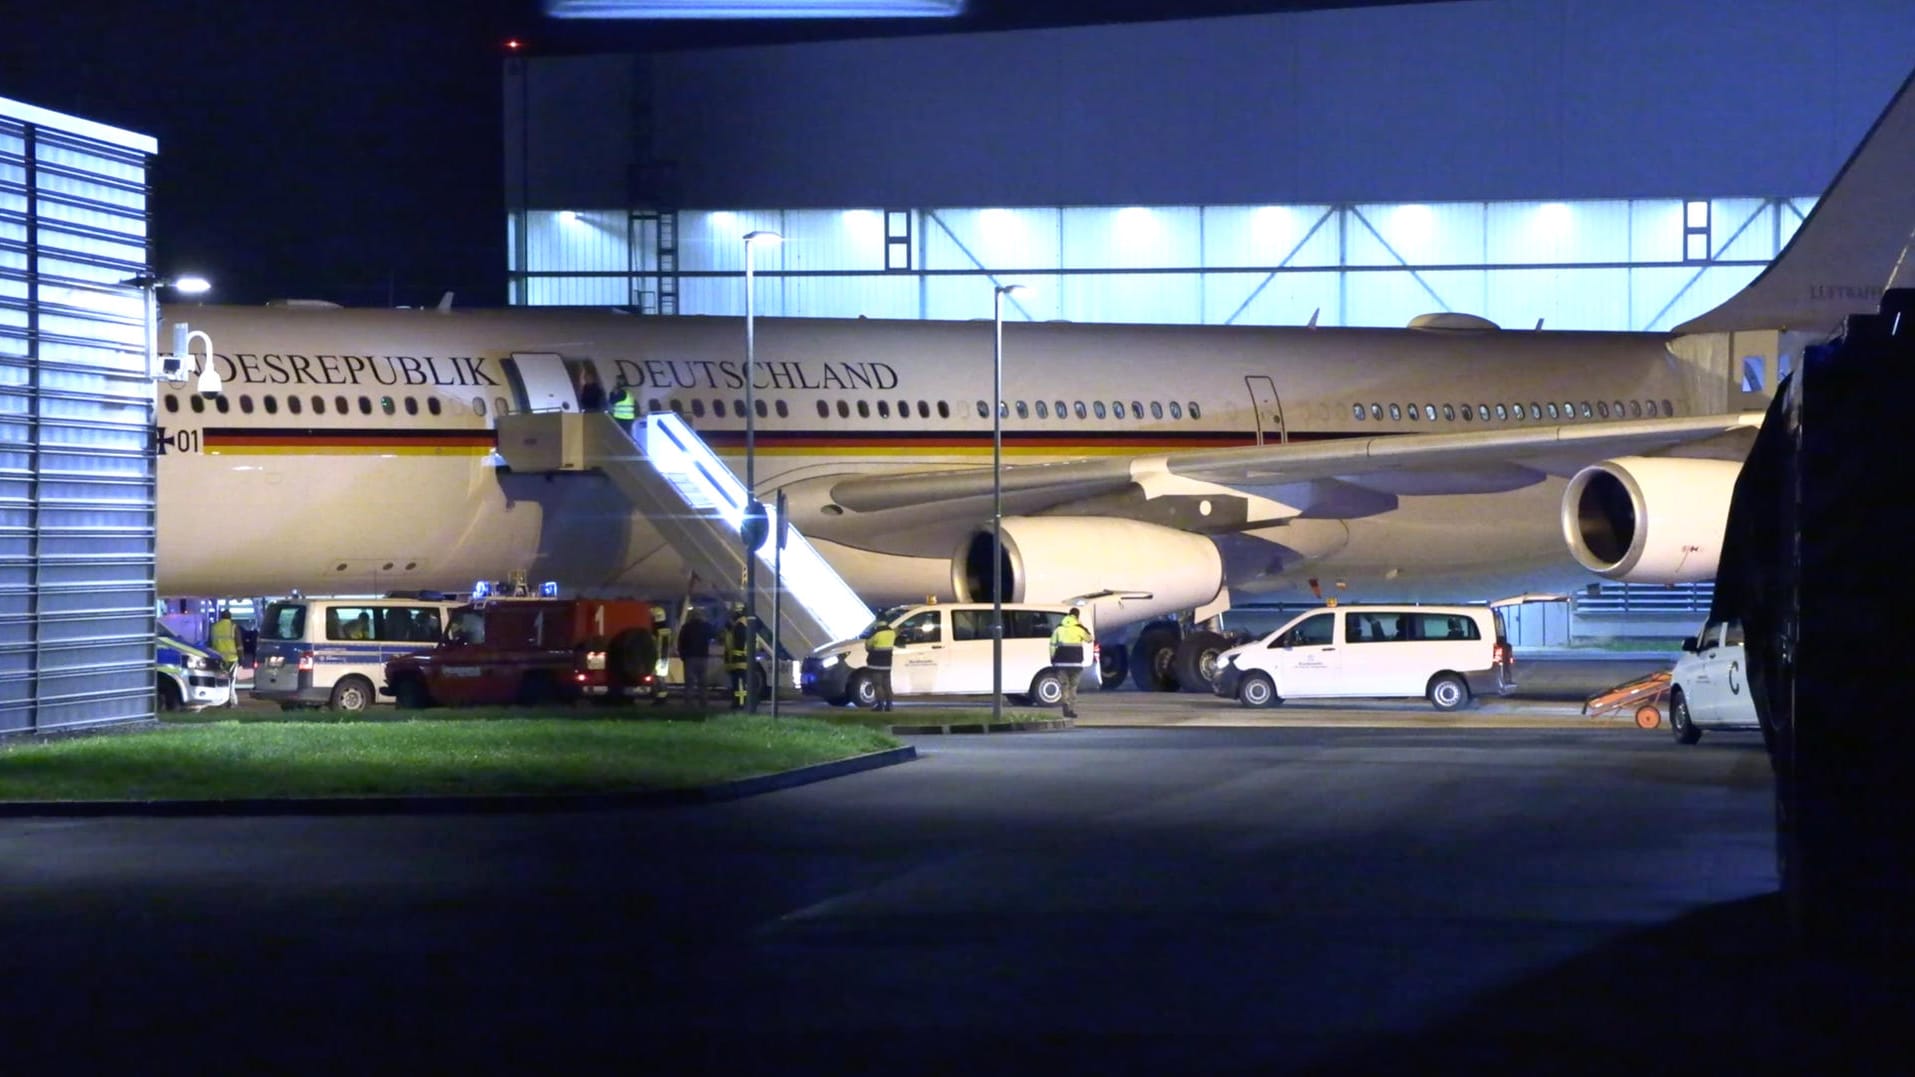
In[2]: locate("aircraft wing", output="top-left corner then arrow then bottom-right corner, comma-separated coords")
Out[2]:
825,413 -> 1763,516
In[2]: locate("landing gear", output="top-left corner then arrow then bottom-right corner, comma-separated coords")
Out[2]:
1129,622 -> 1182,692
1171,630 -> 1228,694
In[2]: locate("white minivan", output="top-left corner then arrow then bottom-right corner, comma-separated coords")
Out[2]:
254,596 -> 466,712
801,602 -> 1095,709
1668,618 -> 1760,744
1212,604 -> 1512,710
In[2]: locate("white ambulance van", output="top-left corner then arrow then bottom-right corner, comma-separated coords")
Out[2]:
801,602 -> 1095,709
253,596 -> 466,712
1212,604 -> 1512,711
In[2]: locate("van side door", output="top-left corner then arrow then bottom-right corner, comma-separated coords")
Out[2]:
1271,612 -> 1341,698
890,609 -> 945,694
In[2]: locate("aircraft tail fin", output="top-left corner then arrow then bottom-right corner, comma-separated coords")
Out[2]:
436,291 -> 455,313
1677,67 -> 1915,336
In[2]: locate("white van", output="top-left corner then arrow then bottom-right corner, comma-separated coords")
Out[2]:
1668,618 -> 1759,743
801,602 -> 1096,709
254,596 -> 466,712
1212,604 -> 1512,711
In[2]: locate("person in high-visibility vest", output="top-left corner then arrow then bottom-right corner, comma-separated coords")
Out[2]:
650,605 -> 673,704
726,604 -> 752,709
863,622 -> 897,712
208,610 -> 242,708
608,377 -> 637,437
1049,608 -> 1095,719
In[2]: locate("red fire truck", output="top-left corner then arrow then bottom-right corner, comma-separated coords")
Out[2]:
381,598 -> 657,708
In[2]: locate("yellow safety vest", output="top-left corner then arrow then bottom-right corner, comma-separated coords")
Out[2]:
610,391 -> 636,421
209,618 -> 241,663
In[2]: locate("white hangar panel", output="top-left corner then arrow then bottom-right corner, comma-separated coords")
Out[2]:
922,208 -> 1064,275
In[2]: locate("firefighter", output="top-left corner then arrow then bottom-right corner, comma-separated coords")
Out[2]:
650,605 -> 673,704
726,603 -> 752,709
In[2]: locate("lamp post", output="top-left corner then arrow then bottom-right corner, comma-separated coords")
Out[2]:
991,282 -> 1029,725
125,273 -> 218,393
742,230 -> 782,713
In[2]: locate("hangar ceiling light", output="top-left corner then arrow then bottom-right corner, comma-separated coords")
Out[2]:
545,0 -> 964,17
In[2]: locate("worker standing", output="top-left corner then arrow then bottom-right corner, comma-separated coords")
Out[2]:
608,377 -> 637,438
863,621 -> 897,712
677,606 -> 716,709
209,609 -> 242,708
650,605 -> 673,704
726,604 -> 753,710
1049,607 -> 1095,719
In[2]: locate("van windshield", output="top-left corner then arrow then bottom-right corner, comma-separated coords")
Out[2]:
860,606 -> 911,638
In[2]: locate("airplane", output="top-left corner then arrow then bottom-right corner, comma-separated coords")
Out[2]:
150,68 -> 1915,691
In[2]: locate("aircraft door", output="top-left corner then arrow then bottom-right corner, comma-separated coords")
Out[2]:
504,352 -> 582,413
1245,375 -> 1286,446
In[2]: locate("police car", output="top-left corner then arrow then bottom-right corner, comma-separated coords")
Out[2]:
157,624 -> 234,712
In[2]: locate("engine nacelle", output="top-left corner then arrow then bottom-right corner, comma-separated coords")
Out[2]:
952,517 -> 1223,630
1561,457 -> 1743,583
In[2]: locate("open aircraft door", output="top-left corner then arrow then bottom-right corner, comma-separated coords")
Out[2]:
1246,375 -> 1286,445
504,353 -> 581,413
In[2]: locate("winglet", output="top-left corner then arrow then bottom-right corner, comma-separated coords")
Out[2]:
1307,308 -> 1319,329
436,291 -> 455,313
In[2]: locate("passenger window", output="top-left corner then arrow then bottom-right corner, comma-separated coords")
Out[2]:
1628,400 -> 1641,418
326,607 -> 376,642
1132,400 -> 1144,417
1612,400 -> 1625,417
1423,404 -> 1436,421
1015,401 -> 1028,419
216,396 -> 231,413
976,400 -> 989,418
1406,403 -> 1419,422
775,401 -> 787,418
998,401 -> 1008,419
1169,402 -> 1182,419
1597,401 -> 1610,418
1442,404 -> 1455,421
426,397 -> 440,416
937,401 -> 950,419
1644,400 -> 1659,417
1074,402 -> 1087,419
714,400 -> 728,418
288,395 -> 303,415
266,395 -> 281,415
857,401 -> 870,418
1389,404 -> 1402,420
497,398 -> 511,416
1662,399 -> 1675,416
380,397 -> 395,415
691,399 -> 706,418
1151,402 -> 1164,419
1093,401 -> 1107,419
1724,620 -> 1746,646
1278,613 -> 1335,647
836,401 -> 850,418
817,401 -> 829,418
404,398 -> 418,415
1112,401 -> 1126,419
1353,404 -> 1366,421
669,399 -> 685,415
1189,403 -> 1201,419
313,395 -> 326,414
239,395 -> 255,414
163,395 -> 179,413
1372,403 -> 1384,420
920,401 -> 931,418
877,401 -> 890,418
1547,402 -> 1559,419
473,397 -> 487,417
1580,402 -> 1593,418
1460,404 -> 1473,421
1412,613 -> 1478,641
190,395 -> 205,413
1037,401 -> 1049,419
1529,403 -> 1541,419
896,611 -> 942,645
952,609 -> 990,642
334,395 -> 349,414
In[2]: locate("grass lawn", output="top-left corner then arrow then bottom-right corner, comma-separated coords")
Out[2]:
0,710 -> 904,802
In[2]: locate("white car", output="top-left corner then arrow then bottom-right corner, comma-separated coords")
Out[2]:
1668,619 -> 1761,743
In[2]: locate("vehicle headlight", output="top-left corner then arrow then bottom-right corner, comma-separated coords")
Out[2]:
184,654 -> 215,671
821,654 -> 842,668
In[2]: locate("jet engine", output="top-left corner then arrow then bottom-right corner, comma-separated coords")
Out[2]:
952,517 -> 1223,629
1561,457 -> 1743,583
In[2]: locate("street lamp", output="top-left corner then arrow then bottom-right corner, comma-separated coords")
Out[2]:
742,229 -> 782,712
992,282 -> 1030,725
124,273 -> 220,395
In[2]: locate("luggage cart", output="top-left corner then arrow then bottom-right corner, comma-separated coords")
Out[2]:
1582,669 -> 1673,729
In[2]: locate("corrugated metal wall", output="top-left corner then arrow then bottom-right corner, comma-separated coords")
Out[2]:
1,99 -> 159,735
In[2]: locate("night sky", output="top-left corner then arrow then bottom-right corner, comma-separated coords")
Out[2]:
3,1 -> 1383,308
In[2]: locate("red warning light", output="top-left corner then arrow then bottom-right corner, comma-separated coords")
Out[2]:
504,38 -> 524,51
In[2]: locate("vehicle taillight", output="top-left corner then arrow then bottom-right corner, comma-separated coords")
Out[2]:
1494,641 -> 1514,667
297,651 -> 314,672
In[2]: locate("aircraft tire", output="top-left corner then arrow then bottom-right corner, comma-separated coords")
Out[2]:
1171,630 -> 1228,694
157,676 -> 182,713
1129,623 -> 1182,692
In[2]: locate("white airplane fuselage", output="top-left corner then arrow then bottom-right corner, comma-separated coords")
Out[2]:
155,304 -> 1710,606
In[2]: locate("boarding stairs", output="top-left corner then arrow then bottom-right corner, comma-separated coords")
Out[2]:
492,410 -> 871,655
